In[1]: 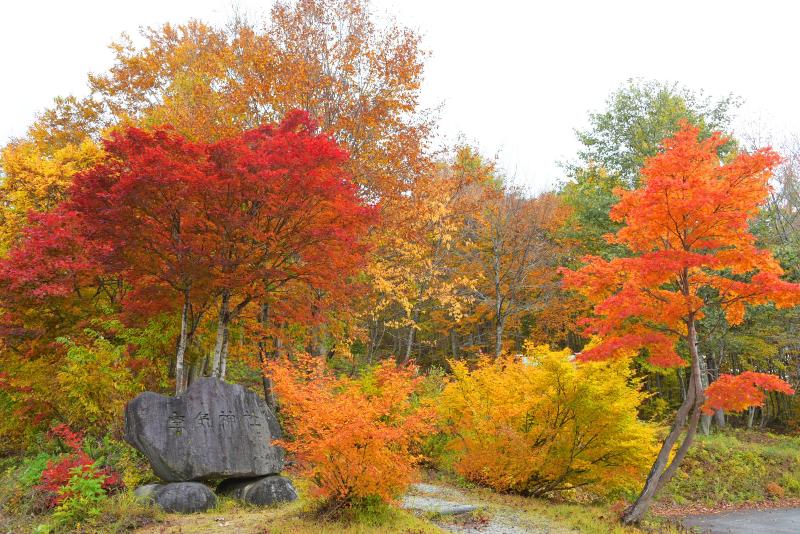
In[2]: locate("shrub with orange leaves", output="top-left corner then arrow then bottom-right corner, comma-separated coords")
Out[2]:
266,355 -> 434,508
436,343 -> 657,497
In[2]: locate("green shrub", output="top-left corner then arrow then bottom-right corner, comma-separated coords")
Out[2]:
44,465 -> 108,532
0,453 -> 57,516
83,435 -> 153,490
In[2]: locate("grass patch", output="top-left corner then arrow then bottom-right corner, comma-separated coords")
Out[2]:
660,429 -> 800,507
134,495 -> 442,534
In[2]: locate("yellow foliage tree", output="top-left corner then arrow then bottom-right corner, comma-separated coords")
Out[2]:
0,138 -> 102,251
436,342 -> 657,496
55,332 -> 145,436
367,149 -> 485,363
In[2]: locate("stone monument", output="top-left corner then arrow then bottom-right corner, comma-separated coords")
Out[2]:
125,378 -> 297,513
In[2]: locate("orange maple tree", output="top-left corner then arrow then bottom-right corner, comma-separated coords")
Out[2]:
561,122 -> 800,523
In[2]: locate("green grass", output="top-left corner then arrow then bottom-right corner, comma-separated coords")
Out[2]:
134,493 -> 443,534
660,429 -> 800,507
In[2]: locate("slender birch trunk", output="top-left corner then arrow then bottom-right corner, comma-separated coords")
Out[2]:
211,290 -> 230,378
219,333 -> 230,380
175,295 -> 190,395
494,317 -> 505,358
401,308 -> 420,365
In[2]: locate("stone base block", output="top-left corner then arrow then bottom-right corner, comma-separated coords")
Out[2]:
135,482 -> 217,513
217,475 -> 298,506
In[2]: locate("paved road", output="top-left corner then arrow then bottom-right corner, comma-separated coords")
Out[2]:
682,508 -> 800,533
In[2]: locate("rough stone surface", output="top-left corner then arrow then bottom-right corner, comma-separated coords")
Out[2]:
134,482 -> 217,513
133,483 -> 161,500
217,475 -> 298,506
124,378 -> 284,481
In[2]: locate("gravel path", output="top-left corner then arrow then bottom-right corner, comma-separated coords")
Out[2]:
402,482 -> 567,534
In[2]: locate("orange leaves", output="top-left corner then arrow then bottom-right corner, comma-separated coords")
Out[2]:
88,0 -> 429,200
562,122 -> 800,370
611,124 -> 780,256
702,372 -> 795,415
577,331 -> 684,368
266,355 -> 433,506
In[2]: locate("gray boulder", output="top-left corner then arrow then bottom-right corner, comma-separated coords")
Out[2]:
135,482 -> 217,513
124,378 -> 284,481
217,475 -> 298,506
133,483 -> 161,500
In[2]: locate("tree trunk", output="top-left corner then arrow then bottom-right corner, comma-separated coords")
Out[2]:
174,295 -> 190,395
450,328 -> 458,360
401,308 -> 420,365
257,303 -> 276,410
219,333 -> 230,380
402,325 -> 415,364
211,290 -> 230,378
699,355 -> 711,435
747,406 -> 756,429
494,317 -> 505,358
676,368 -> 686,401
622,317 -> 704,524
714,409 -> 726,429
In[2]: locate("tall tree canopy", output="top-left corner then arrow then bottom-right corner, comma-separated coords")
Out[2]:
560,79 -> 739,258
0,111 -> 375,399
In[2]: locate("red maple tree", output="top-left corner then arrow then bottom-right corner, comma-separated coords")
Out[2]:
561,122 -> 800,523
0,111 -> 375,395
196,110 -> 376,379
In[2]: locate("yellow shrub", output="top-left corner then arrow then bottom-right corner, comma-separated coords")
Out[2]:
436,343 -> 657,496
55,332 -> 144,436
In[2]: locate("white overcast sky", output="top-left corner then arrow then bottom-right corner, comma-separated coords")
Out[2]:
2,0 -> 799,191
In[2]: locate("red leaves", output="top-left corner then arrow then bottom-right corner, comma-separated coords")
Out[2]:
0,211 -> 102,301
38,425 -> 123,507
577,331 -> 684,368
0,110 -> 376,328
49,424 -> 84,452
702,372 -> 795,415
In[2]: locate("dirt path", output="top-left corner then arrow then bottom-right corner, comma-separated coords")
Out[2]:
681,507 -> 800,533
402,482 -> 573,534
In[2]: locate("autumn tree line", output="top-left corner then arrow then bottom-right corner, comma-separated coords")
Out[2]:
0,0 -> 573,430
2,0 -> 800,526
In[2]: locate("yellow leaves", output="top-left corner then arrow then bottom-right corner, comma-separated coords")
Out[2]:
55,335 -> 143,436
436,346 -> 658,496
0,137 -> 102,251
366,162 -> 478,329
